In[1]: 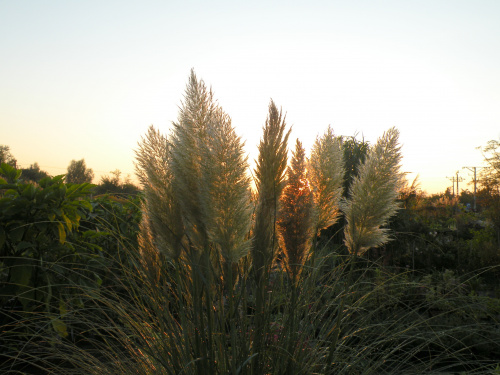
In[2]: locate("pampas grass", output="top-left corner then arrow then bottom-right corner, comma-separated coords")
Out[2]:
250,99 -> 291,375
199,107 -> 253,265
277,139 -> 314,284
252,99 -> 291,279
342,127 -> 404,256
135,125 -> 184,260
308,126 -> 344,235
169,69 -> 217,254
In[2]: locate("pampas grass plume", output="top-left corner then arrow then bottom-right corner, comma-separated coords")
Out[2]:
277,139 -> 314,283
252,100 -> 291,275
308,126 -> 344,234
200,107 -> 253,264
135,125 -> 184,260
342,127 -> 404,256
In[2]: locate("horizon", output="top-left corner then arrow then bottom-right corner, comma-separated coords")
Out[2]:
2,1 -> 499,195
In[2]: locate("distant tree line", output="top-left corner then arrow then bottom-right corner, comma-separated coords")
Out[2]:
0,146 -> 139,197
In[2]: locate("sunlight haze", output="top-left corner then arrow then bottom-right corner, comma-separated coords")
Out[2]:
1,1 -> 499,194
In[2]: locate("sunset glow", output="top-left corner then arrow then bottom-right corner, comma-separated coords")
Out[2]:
1,1 -> 499,194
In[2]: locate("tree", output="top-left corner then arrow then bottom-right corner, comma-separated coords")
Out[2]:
341,135 -> 370,198
0,145 -> 17,167
478,139 -> 500,242
93,170 -> 139,197
66,159 -> 94,184
480,139 -> 500,192
21,163 -> 49,183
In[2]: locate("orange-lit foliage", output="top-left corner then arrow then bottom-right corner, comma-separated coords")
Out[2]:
277,139 -> 313,283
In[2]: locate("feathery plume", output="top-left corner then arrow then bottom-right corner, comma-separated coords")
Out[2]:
308,126 -> 344,234
277,139 -> 314,283
135,125 -> 184,259
342,127 -> 404,256
200,108 -> 253,264
250,100 -> 290,375
252,100 -> 291,276
169,69 -> 218,252
137,70 -> 251,265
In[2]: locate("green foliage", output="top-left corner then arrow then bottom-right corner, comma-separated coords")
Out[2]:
341,135 -> 369,198
0,170 -> 98,350
0,162 -> 22,183
66,158 -> 94,184
0,167 -> 93,257
0,166 -> 141,365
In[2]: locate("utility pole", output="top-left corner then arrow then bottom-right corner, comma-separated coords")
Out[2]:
446,175 -> 456,196
455,171 -> 464,197
446,171 -> 464,197
463,166 -> 482,211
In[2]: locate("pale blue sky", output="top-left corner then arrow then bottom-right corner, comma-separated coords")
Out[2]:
1,1 -> 499,193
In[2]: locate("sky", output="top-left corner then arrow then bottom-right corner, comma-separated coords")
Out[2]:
1,1 -> 499,194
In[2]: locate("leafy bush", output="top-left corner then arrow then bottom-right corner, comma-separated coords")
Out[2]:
0,164 -> 141,371
0,163 -> 96,310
